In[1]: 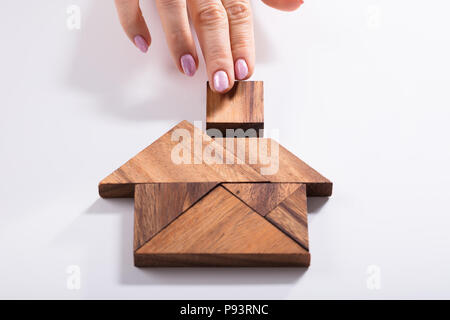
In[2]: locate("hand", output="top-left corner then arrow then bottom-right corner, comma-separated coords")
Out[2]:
114,0 -> 303,93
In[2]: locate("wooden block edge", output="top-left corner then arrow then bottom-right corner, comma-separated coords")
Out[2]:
134,253 -> 310,267
99,183 -> 135,198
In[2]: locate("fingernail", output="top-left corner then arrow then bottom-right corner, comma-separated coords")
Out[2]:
134,35 -> 148,53
213,71 -> 229,92
180,54 -> 196,77
235,59 -> 249,80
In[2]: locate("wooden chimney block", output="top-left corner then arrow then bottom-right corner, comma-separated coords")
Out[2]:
207,81 -> 264,137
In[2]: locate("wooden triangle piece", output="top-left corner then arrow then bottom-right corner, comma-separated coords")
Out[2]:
222,183 -> 301,217
216,137 -> 332,196
134,182 -> 218,250
265,184 -> 309,250
135,186 -> 309,267
99,121 -> 267,198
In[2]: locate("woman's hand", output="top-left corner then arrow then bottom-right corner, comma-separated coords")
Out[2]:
114,0 -> 303,93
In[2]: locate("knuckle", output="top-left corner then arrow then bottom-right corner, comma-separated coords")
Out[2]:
230,40 -> 248,51
167,28 -> 189,44
225,1 -> 251,23
208,48 -> 228,61
196,3 -> 227,26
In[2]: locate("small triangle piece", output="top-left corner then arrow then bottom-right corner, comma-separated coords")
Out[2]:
134,182 -> 218,250
222,183 -> 301,217
135,186 -> 309,267
265,184 -> 309,250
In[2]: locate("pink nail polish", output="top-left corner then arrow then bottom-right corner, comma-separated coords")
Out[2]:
213,71 -> 229,92
235,59 -> 249,80
180,54 -> 196,77
134,35 -> 148,53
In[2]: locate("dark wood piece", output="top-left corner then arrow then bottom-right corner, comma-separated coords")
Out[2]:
206,81 -> 264,137
266,184 -> 309,250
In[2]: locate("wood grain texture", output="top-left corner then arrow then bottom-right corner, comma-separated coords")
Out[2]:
98,81 -> 333,267
135,186 -> 309,267
206,81 -> 264,137
266,184 -> 309,250
134,183 -> 218,250
215,137 -> 333,196
99,121 -> 267,198
222,183 -> 301,217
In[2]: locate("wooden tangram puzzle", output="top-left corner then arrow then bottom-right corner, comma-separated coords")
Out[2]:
99,81 -> 332,267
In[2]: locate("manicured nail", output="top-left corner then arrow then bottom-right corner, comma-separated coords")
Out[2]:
235,59 -> 249,80
180,54 -> 196,77
213,71 -> 229,92
134,35 -> 148,53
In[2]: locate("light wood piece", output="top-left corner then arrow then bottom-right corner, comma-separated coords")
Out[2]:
99,120 -> 267,198
135,186 -> 310,267
222,183 -> 301,217
216,137 -> 333,196
134,182 -> 218,250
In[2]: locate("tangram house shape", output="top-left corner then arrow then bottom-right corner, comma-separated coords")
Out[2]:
99,81 -> 332,267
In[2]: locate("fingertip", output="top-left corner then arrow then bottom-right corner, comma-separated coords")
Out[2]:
261,0 -> 304,11
134,35 -> 150,53
235,59 -> 249,80
180,54 -> 197,77
210,70 -> 236,93
212,70 -> 230,93
115,0 -> 152,52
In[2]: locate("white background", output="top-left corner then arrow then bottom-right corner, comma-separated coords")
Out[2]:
0,0 -> 449,299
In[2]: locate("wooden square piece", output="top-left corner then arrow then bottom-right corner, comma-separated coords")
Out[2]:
207,81 -> 264,137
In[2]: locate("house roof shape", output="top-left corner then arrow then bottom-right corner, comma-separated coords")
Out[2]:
99,120 -> 332,198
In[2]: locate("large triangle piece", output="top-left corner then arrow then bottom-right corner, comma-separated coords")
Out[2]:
222,183 -> 301,217
135,186 -> 310,267
133,182 -> 219,250
215,137 -> 333,196
99,121 -> 267,198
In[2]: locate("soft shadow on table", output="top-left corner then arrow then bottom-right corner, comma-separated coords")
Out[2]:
307,197 -> 330,214
66,2 -> 274,123
87,198 -> 307,285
